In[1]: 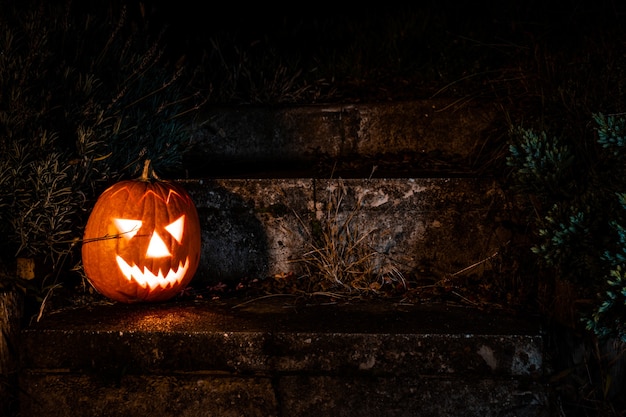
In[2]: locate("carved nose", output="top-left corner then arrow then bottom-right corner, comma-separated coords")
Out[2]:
146,232 -> 171,258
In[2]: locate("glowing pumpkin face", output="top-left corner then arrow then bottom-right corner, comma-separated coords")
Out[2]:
82,169 -> 201,303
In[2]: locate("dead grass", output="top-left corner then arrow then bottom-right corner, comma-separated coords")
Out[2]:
292,179 -> 406,296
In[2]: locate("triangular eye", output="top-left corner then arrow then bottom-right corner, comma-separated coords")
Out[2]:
165,215 -> 185,244
114,219 -> 142,240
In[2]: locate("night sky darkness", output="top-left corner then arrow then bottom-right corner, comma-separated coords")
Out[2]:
141,0 -> 624,56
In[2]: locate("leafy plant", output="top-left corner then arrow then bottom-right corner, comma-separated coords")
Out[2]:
507,114 -> 626,341
506,114 -> 626,415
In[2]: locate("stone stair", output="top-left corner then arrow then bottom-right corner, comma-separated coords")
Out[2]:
17,100 -> 551,416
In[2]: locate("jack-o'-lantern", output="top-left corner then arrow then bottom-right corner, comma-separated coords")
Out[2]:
82,160 -> 201,303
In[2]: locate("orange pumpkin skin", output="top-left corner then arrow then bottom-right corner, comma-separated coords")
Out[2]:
82,177 -> 201,303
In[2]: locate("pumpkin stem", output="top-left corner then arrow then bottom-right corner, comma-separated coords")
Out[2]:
140,159 -> 160,181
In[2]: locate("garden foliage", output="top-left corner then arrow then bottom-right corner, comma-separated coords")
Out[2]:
508,113 -> 626,341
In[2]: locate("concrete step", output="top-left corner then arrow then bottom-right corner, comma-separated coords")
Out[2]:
179,99 -> 512,288
16,99 -> 544,416
185,99 -> 504,178
19,298 -> 548,417
183,177 -> 514,288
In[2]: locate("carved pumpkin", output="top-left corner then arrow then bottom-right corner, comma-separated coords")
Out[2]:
82,161 -> 201,303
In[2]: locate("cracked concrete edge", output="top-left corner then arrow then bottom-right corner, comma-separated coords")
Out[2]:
185,99 -> 502,174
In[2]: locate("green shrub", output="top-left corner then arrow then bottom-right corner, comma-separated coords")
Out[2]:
508,113 -> 626,341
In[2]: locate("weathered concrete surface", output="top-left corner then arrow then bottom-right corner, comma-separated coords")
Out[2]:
181,177 -> 514,286
186,99 -> 503,177
19,373 -> 546,417
19,300 -> 548,417
278,376 -> 547,417
19,374 -> 276,417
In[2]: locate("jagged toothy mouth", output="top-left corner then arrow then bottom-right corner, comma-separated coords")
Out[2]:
115,255 -> 190,291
